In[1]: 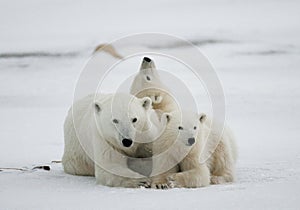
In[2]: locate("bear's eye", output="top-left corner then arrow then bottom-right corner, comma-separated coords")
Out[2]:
146,75 -> 151,81
112,119 -> 119,124
194,126 -> 197,130
132,118 -> 137,123
178,126 -> 183,130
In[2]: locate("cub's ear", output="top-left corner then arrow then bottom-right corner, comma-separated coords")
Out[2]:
141,97 -> 152,110
94,102 -> 102,113
162,112 -> 172,123
199,113 -> 206,123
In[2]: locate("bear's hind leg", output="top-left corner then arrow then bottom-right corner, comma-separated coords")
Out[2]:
210,146 -> 235,185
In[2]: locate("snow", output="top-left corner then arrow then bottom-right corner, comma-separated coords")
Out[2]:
1,0 -> 300,209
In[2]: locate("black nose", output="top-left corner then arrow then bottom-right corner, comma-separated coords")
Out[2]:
188,138 -> 195,145
143,57 -> 151,62
122,138 -> 133,147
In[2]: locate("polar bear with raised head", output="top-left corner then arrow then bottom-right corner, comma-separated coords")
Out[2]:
130,57 -> 179,113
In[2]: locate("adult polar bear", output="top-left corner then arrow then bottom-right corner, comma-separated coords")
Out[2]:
62,93 -> 165,187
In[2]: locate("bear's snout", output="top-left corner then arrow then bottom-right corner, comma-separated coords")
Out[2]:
143,57 -> 151,62
122,138 -> 133,147
188,137 -> 195,146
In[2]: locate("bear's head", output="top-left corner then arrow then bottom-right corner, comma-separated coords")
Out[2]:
130,57 -> 168,105
167,111 -> 207,148
149,111 -> 207,176
93,93 -> 152,152
130,57 -> 161,92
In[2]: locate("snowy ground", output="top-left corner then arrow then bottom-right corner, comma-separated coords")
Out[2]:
1,0 -> 300,209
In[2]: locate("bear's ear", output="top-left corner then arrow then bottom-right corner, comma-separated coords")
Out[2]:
94,102 -> 102,113
141,97 -> 152,110
199,113 -> 206,123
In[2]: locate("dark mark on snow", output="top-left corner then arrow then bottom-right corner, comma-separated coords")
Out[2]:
191,39 -> 233,46
32,165 -> 51,171
148,39 -> 234,49
0,51 -> 80,59
0,165 -> 51,172
239,50 -> 293,56
0,167 -> 28,172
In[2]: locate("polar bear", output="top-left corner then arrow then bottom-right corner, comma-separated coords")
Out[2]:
146,111 -> 210,188
148,111 -> 237,188
62,93 -> 164,187
130,57 -> 179,113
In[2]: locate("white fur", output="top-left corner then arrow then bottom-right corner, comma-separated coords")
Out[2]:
148,111 -> 210,188
130,57 -> 179,112
202,118 -> 238,184
62,93 -> 166,187
147,111 -> 237,188
130,57 -> 237,187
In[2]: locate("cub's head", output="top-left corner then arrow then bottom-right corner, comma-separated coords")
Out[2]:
94,93 -> 152,152
168,111 -> 207,148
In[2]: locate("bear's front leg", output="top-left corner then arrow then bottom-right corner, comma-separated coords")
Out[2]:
167,164 -> 210,188
148,166 -> 179,189
95,166 -> 151,188
150,174 -> 173,189
93,141 -> 151,188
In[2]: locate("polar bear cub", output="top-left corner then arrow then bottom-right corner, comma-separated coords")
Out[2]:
150,111 -> 237,188
165,112 -> 237,187
62,93 -> 163,187
149,110 -> 210,188
130,57 -> 179,112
